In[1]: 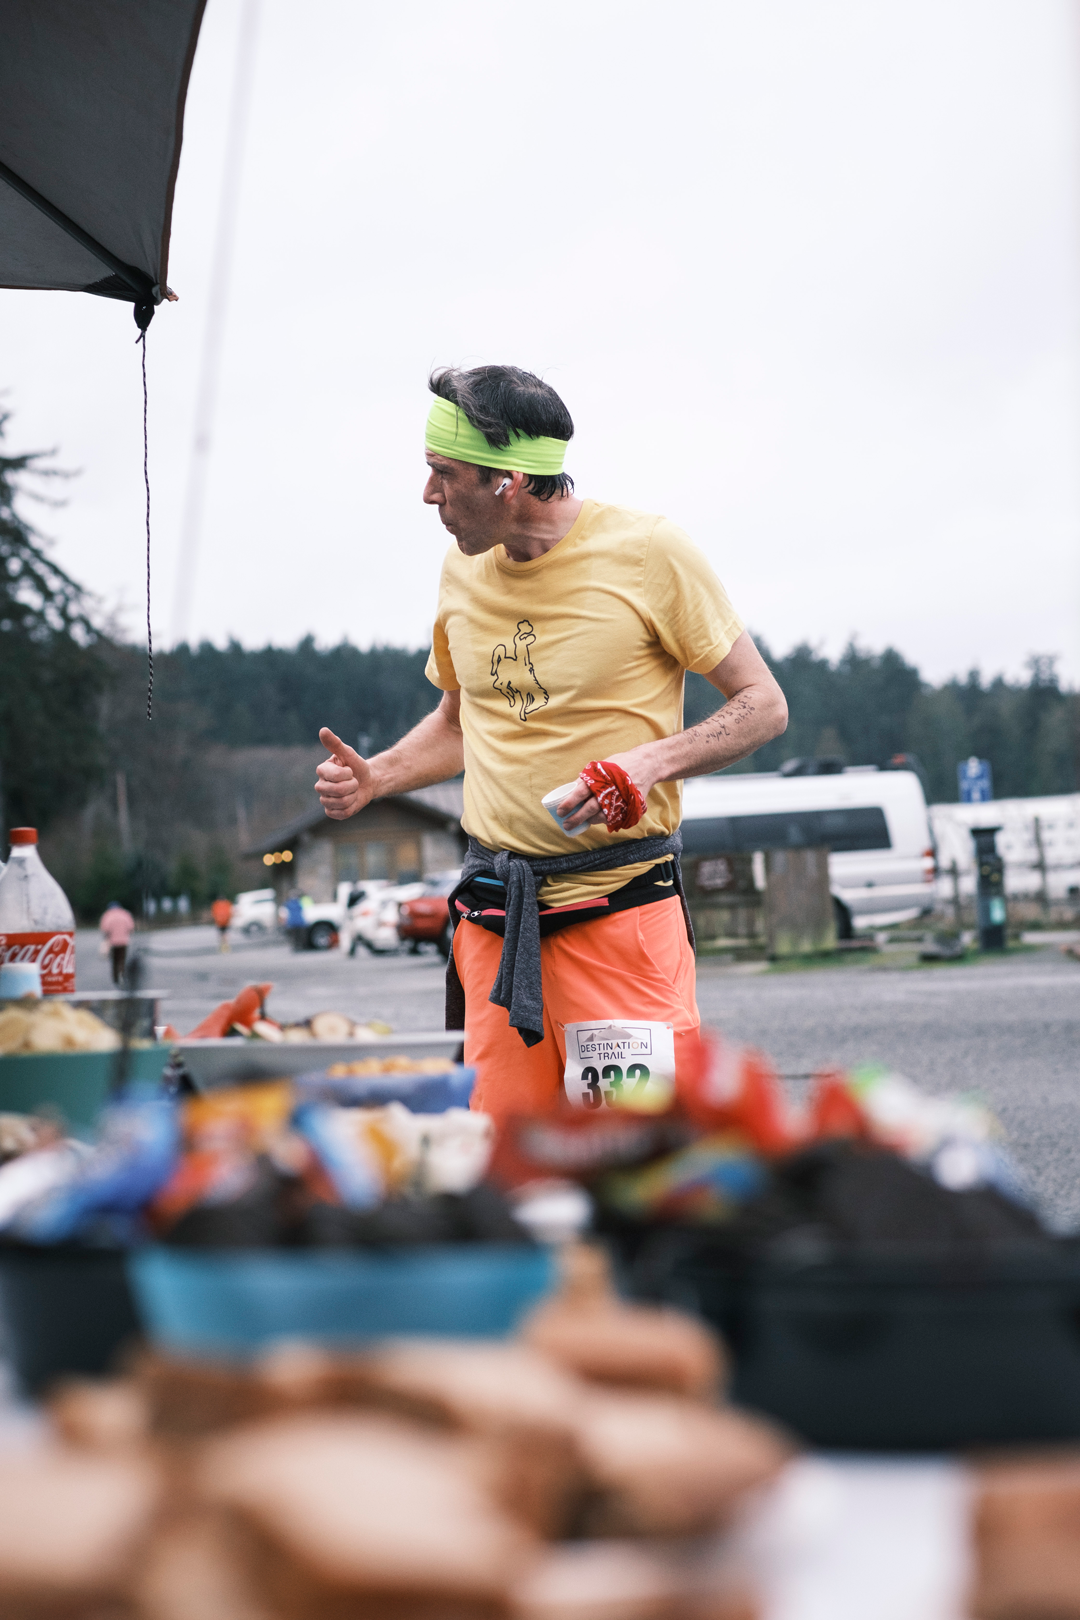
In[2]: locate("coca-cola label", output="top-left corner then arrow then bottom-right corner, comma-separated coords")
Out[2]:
0,932 -> 75,995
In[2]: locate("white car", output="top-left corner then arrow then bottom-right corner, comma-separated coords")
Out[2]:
346,881 -> 426,955
681,765 -> 936,933
278,883 -> 383,953
232,888 -> 279,937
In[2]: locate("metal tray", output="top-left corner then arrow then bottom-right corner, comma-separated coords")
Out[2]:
67,991 -> 168,1040
174,1031 -> 465,1090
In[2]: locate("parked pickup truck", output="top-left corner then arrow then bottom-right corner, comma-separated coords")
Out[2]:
278,883 -> 386,952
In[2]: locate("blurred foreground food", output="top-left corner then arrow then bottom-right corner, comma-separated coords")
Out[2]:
6,1265 -> 779,1619
972,1453 -> 1080,1619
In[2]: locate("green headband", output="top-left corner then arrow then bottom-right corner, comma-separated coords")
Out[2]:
425,395 -> 568,475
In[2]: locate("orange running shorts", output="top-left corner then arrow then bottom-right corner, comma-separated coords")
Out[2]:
453,895 -> 700,1120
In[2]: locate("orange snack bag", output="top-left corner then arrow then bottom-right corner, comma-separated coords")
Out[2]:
676,1029 -> 795,1155
184,984 -> 273,1039
805,1068 -> 870,1142
149,1081 -> 298,1226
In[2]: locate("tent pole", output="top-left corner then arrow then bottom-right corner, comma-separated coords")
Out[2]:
0,158 -> 155,304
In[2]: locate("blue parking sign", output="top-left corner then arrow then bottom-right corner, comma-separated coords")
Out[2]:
957,756 -> 993,803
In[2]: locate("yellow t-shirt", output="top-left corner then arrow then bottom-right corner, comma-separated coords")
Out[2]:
425,499 -> 744,905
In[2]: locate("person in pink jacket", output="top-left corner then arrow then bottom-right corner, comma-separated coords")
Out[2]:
99,901 -> 135,986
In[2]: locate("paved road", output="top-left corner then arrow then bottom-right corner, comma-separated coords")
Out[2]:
74,927 -> 449,1036
76,929 -> 1080,1227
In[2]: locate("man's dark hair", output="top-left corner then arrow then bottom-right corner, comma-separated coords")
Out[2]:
428,365 -> 574,502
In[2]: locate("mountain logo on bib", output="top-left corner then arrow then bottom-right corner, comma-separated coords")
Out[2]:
491,619 -> 549,722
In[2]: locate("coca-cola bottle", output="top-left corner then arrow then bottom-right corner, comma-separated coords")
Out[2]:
0,829 -> 76,995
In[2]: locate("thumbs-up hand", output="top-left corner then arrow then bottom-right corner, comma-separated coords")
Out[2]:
315,728 -> 375,820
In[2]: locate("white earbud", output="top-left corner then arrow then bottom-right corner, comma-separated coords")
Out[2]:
495,478 -> 511,495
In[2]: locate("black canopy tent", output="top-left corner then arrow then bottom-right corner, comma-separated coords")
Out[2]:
0,0 -> 207,329
0,0 -> 210,716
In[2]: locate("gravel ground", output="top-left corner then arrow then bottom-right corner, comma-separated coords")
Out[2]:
76,928 -> 1080,1227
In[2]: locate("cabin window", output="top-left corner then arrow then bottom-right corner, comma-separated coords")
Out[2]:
364,841 -> 389,879
334,845 -> 360,883
395,839 -> 421,883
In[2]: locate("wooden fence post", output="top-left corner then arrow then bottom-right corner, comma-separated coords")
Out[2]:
764,846 -> 836,957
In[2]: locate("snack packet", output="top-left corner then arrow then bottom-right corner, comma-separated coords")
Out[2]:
150,1082 -> 298,1227
184,984 -> 273,1040
15,1100 -> 180,1243
805,1068 -> 872,1142
300,1061 -> 475,1114
292,1103 -> 387,1211
0,1141 -> 88,1229
677,1030 -> 795,1154
489,1111 -> 692,1194
296,1103 -> 496,1208
597,1133 -> 768,1224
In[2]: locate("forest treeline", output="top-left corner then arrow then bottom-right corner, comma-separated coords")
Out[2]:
1,414 -> 1076,915
32,629 -> 1077,919
159,632 -> 1078,802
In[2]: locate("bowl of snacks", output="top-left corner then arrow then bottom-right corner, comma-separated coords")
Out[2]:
0,998 -> 170,1133
124,1080 -> 551,1355
175,1030 -> 467,1090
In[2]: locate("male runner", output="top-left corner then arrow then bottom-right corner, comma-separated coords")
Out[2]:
316,366 -> 787,1117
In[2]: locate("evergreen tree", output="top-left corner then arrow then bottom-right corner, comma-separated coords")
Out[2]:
688,640 -> 1077,799
0,412 -> 108,836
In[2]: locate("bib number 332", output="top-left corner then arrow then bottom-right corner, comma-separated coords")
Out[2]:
560,1020 -> 676,1114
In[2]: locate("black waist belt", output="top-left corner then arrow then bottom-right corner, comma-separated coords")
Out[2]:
445,831 -> 694,1047
454,859 -> 680,940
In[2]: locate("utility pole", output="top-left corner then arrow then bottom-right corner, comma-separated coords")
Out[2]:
1033,815 -> 1050,918
949,859 -> 962,929
235,794 -> 250,852
116,771 -> 132,854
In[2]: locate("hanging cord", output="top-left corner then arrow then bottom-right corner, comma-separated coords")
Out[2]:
137,325 -> 153,719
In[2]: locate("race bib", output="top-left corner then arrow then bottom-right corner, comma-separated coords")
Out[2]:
561,1020 -> 676,1114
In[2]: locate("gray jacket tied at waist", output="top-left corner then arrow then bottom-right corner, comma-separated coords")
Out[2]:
446,830 -> 694,1048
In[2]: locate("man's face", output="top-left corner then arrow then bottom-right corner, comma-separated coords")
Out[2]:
423,453 -> 507,556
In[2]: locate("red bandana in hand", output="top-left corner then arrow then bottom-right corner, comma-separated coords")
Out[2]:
579,760 -> 648,832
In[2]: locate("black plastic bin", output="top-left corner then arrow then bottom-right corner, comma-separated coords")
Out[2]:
618,1230 -> 1080,1451
0,1246 -> 143,1397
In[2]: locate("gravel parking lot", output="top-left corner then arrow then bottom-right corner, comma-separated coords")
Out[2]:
76,929 -> 1080,1227
695,948 -> 1080,1228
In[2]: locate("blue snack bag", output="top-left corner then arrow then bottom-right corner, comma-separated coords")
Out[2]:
293,1102 -> 385,1211
296,1064 -> 475,1114
17,1098 -> 181,1244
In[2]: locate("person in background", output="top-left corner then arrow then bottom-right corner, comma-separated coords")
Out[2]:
210,895 -> 233,953
99,901 -> 135,986
284,890 -> 307,952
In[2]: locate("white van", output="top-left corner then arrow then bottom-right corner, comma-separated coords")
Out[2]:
680,766 -> 936,933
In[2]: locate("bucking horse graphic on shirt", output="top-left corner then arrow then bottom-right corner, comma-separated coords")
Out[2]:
491,620 -> 549,722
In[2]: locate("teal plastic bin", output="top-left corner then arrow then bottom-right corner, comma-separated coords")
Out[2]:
0,1045 -> 171,1135
129,1245 -> 555,1356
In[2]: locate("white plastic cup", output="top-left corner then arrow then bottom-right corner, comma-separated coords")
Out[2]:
0,961 -> 43,1000
541,780 -> 591,838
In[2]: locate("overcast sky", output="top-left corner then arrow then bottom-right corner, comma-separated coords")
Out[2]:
2,0 -> 1078,684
